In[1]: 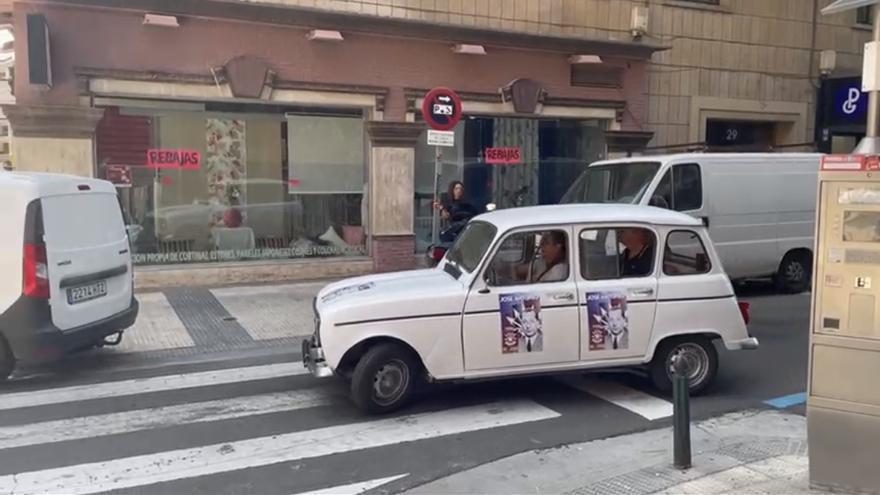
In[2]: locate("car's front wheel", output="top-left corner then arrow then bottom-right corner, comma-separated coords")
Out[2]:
650,336 -> 718,395
351,343 -> 420,414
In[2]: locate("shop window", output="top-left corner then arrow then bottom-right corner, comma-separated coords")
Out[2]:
96,106 -> 367,266
857,6 -> 872,26
664,230 -> 711,276
413,117 -> 605,253
580,228 -> 656,280
651,164 -> 703,212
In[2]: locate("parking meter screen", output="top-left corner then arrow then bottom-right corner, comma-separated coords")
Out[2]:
842,211 -> 880,243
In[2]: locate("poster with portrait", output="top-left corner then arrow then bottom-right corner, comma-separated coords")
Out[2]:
499,293 -> 543,353
587,292 -> 629,351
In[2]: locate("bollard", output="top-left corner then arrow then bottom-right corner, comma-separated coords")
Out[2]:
672,355 -> 692,470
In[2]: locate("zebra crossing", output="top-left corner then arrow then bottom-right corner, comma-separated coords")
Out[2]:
0,357 -> 674,495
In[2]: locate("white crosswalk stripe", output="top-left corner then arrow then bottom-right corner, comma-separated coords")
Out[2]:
0,389 -> 334,450
562,376 -> 673,420
0,359 -> 670,495
0,400 -> 559,494
293,474 -> 409,495
0,362 -> 306,410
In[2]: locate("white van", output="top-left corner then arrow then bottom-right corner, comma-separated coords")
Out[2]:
0,172 -> 139,379
561,153 -> 821,292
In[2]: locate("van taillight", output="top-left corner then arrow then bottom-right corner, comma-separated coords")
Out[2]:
23,242 -> 49,299
738,301 -> 751,326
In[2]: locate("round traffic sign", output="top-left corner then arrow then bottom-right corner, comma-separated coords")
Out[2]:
422,87 -> 462,131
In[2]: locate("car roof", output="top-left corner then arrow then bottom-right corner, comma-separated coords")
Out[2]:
477,204 -> 702,232
589,152 -> 823,167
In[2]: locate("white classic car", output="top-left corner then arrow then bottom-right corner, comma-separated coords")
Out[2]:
303,204 -> 758,414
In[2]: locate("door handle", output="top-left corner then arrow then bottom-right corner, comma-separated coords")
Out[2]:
552,292 -> 575,302
630,288 -> 655,297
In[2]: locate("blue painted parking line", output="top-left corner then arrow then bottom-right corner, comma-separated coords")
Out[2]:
764,392 -> 807,409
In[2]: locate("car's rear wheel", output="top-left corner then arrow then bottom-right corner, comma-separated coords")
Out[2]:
650,336 -> 718,395
775,251 -> 812,294
351,343 -> 419,415
0,335 -> 15,381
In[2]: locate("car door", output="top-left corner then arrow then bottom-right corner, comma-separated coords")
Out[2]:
575,225 -> 659,361
462,227 -> 580,372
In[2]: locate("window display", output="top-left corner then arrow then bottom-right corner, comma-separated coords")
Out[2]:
97,105 -> 367,266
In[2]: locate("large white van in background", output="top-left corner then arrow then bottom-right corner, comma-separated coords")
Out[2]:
561,153 -> 821,292
0,172 -> 139,379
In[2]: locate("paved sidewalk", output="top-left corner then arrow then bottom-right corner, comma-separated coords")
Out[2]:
15,280 -> 331,377
406,410 -> 826,495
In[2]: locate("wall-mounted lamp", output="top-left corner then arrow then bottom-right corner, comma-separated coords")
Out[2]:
452,43 -> 486,55
143,14 -> 179,28
568,54 -> 603,64
307,29 -> 344,42
820,49 -> 837,77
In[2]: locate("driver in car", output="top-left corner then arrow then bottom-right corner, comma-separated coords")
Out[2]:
510,231 -> 569,283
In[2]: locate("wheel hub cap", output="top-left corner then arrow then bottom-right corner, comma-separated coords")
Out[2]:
373,359 -> 409,406
667,343 -> 709,386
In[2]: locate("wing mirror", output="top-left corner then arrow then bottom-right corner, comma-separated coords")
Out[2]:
486,203 -> 497,212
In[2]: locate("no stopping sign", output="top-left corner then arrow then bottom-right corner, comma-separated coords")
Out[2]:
422,87 -> 463,131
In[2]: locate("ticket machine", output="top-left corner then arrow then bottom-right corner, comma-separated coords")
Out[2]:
809,154 -> 880,493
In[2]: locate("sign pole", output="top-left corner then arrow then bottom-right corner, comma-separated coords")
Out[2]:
431,146 -> 442,245
422,86 -> 462,248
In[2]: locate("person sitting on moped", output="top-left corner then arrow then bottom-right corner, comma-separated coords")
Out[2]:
434,180 -> 478,243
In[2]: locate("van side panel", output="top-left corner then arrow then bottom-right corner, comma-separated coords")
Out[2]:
701,158 -> 818,279
41,192 -> 133,331
774,163 -> 819,261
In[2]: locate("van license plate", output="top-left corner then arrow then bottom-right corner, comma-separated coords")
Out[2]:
67,281 -> 108,305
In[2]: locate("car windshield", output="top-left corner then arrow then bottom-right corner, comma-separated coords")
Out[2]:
445,221 -> 497,275
560,162 -> 661,205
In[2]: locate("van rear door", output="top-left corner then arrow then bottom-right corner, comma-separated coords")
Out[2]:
41,191 -> 132,331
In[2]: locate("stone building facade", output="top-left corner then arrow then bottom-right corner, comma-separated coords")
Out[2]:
0,0 -> 873,285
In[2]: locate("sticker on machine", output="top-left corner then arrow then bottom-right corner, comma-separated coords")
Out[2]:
587,292 -> 629,351
499,293 -> 543,353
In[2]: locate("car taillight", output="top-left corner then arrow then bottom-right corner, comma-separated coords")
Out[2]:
738,301 -> 750,326
23,242 -> 50,299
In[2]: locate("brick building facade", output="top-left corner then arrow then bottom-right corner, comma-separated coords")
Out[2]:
0,0 -> 872,285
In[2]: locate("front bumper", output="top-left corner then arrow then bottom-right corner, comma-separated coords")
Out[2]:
725,336 -> 760,351
302,336 -> 333,378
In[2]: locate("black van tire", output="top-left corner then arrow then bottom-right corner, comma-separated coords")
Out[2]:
0,335 -> 15,381
650,336 -> 718,395
775,251 -> 812,294
351,343 -> 419,415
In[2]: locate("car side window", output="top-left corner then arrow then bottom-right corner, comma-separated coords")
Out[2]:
580,227 -> 657,280
648,164 -> 702,212
673,164 -> 702,211
486,230 -> 570,287
664,230 -> 712,276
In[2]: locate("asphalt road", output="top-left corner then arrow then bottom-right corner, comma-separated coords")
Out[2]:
0,288 -> 810,495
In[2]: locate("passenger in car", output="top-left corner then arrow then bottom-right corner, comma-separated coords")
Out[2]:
619,228 -> 654,277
